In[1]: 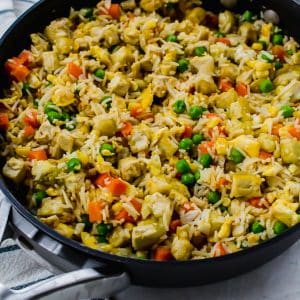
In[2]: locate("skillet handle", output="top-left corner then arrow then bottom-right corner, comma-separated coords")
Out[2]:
0,268 -> 130,300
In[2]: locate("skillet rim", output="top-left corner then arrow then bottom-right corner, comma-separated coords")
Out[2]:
0,0 -> 300,268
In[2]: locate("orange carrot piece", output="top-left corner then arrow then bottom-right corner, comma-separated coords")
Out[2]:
131,198 -> 142,213
95,173 -> 112,187
5,60 -> 30,82
183,202 -> 194,212
214,242 -> 227,257
88,200 -> 104,222
153,247 -> 172,261
115,209 -> 135,223
259,151 -> 273,160
106,178 -> 128,196
271,123 -> 283,136
18,50 -> 31,65
272,45 -> 285,62
107,4 -> 121,19
130,103 -> 144,117
216,37 -> 231,46
205,113 -> 219,119
67,62 -> 83,78
236,82 -> 248,96
169,219 -> 181,233
28,149 -> 47,161
216,178 -> 228,189
198,141 -> 214,154
219,78 -> 233,92
182,125 -> 193,138
24,125 -> 36,137
288,126 -> 300,140
24,110 -> 39,128
248,197 -> 264,208
120,121 -> 133,137
0,113 -> 9,131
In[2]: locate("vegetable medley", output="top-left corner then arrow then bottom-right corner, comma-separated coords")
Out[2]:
1,0 -> 300,261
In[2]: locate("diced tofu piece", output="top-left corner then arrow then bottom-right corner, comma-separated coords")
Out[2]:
55,223 -> 74,239
171,227 -> 193,260
218,11 -> 235,33
111,46 -> 135,70
258,133 -> 276,153
108,73 -> 130,96
94,117 -> 117,137
271,199 -> 299,227
230,174 -> 262,199
215,89 -> 238,110
132,223 -> 165,250
141,193 -> 173,230
190,55 -> 215,75
3,158 -> 26,183
31,160 -> 56,180
215,137 -> 229,155
262,162 -> 283,177
57,131 -> 74,153
231,135 -> 260,157
158,134 -> 178,159
129,129 -> 150,153
109,226 -> 131,247
146,176 -> 171,195
118,157 -> 146,182
280,140 -> 300,164
90,46 -> 111,66
37,197 -> 67,217
42,52 -> 59,72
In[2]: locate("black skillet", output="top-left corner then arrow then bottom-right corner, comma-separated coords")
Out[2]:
0,0 -> 299,299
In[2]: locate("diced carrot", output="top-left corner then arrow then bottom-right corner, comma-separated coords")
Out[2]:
18,50 -> 31,66
205,113 -> 219,119
5,60 -> 30,82
24,110 -> 39,128
248,197 -> 264,208
198,141 -> 214,154
120,121 -> 133,137
67,62 -> 83,79
130,103 -> 144,117
216,178 -> 228,189
153,246 -> 172,261
213,242 -> 227,257
115,209 -> 135,223
0,113 -> 9,131
169,219 -> 181,233
131,198 -> 142,213
106,178 -> 128,196
271,123 -> 283,136
28,149 -> 47,161
288,126 -> 300,139
219,78 -> 233,92
236,82 -> 248,96
216,37 -> 231,46
95,173 -> 112,187
183,202 -> 194,212
182,125 -> 193,138
107,4 -> 121,19
88,200 -> 104,223
272,45 -> 285,62
24,125 -> 36,137
259,151 -> 273,160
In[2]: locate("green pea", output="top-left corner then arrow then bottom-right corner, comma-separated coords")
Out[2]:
189,105 -> 204,120
67,158 -> 82,173
177,58 -> 189,73
34,191 -> 47,207
176,159 -> 190,174
96,223 -> 112,236
259,79 -> 273,93
172,100 -> 186,114
251,221 -> 265,233
199,153 -> 213,168
272,34 -> 283,45
280,105 -> 294,118
94,69 -> 106,79
44,102 -> 59,114
207,191 -> 221,204
229,148 -> 245,164
81,214 -> 92,230
47,110 -> 62,124
166,34 -> 177,43
179,138 -> 193,150
194,171 -> 201,181
194,46 -> 207,56
192,134 -> 205,145
100,143 -> 115,156
97,236 -> 108,243
181,173 -> 196,186
101,96 -> 112,109
273,221 -> 288,235
274,61 -> 283,70
242,10 -> 253,22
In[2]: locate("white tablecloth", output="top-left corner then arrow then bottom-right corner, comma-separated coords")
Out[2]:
1,1 -> 300,299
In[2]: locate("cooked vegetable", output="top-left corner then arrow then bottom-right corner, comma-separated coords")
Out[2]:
176,159 -> 190,174
172,100 -> 186,114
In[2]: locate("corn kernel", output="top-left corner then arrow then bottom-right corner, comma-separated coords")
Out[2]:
144,20 -> 157,29
77,151 -> 89,165
206,117 -> 221,129
293,110 -> 300,118
46,74 -> 58,84
140,85 -> 153,109
255,70 -> 269,79
124,222 -> 134,230
46,187 -> 59,197
217,219 -> 232,239
261,23 -> 272,40
247,233 -> 259,245
16,146 -> 31,157
112,202 -> 123,213
215,137 -> 228,155
267,105 -> 279,117
252,43 -> 263,51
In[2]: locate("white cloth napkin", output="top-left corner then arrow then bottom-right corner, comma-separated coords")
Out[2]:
0,0 -> 53,291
